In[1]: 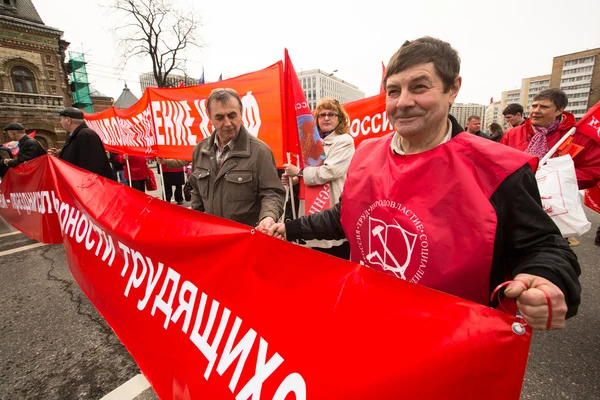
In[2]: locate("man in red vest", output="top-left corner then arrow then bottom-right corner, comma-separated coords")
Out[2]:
269,36 -> 581,330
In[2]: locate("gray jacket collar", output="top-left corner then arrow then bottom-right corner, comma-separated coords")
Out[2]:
201,126 -> 251,158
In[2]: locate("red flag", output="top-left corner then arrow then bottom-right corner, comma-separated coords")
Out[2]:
284,49 -> 330,213
282,49 -> 301,160
380,61 -> 386,94
28,130 -> 36,138
584,183 -> 600,213
177,81 -> 185,88
575,101 -> 600,144
0,155 -> 532,400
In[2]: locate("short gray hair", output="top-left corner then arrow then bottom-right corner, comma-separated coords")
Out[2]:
206,88 -> 243,116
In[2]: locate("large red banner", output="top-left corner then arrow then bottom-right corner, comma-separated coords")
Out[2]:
85,62 -> 285,164
0,156 -> 532,399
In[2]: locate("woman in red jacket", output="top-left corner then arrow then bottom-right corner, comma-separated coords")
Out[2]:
161,162 -> 185,204
115,154 -> 148,192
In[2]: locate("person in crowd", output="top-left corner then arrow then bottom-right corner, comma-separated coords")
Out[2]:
114,154 -> 148,192
0,145 -> 12,179
281,97 -> 355,259
2,123 -> 46,170
156,158 -> 192,204
503,103 -> 526,129
268,36 -> 581,331
109,152 -> 126,184
161,159 -> 185,205
501,89 -> 600,247
189,88 -> 284,230
488,122 -> 504,142
48,108 -> 114,180
501,89 -> 600,189
464,115 -> 490,139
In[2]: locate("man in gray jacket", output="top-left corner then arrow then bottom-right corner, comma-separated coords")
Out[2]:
189,88 -> 284,231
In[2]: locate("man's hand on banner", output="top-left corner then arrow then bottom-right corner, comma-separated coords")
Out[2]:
283,163 -> 300,177
504,273 -> 568,330
257,216 -> 276,233
267,223 -> 287,240
47,148 -> 59,157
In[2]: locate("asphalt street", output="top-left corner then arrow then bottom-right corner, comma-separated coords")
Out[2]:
0,206 -> 598,399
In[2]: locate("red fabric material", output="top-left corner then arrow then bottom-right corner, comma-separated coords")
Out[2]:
145,165 -> 157,191
0,155 -> 532,400
584,183 -> 600,213
501,112 -> 600,189
341,133 -> 536,305
576,101 -> 600,145
284,49 -> 328,211
83,62 -> 286,165
115,154 -> 148,181
161,164 -> 184,173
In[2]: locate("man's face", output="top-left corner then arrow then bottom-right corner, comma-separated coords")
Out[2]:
6,130 -> 16,141
466,118 -> 481,133
59,116 -> 70,132
209,98 -> 243,145
529,99 -> 563,127
503,113 -> 522,127
385,62 -> 460,139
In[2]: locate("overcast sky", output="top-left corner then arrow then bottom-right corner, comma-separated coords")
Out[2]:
33,0 -> 600,105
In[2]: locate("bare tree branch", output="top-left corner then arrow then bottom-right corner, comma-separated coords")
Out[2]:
110,0 -> 201,88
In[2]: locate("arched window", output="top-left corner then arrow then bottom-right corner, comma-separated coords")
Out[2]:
12,67 -> 37,93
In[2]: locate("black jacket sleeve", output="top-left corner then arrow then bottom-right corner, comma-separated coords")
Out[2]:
7,138 -> 45,168
75,131 -> 114,180
285,199 -> 346,241
490,164 -> 581,318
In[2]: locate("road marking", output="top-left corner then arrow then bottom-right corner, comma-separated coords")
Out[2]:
100,374 -> 151,400
0,230 -> 21,238
0,242 -> 46,257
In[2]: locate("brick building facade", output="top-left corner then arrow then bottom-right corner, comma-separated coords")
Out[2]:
0,0 -> 71,149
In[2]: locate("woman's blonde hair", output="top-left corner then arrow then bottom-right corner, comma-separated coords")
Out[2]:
313,97 -> 349,135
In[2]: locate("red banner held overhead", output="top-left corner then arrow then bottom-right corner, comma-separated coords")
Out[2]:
344,92 -> 394,148
0,156 -> 532,399
575,101 -> 600,145
85,62 -> 286,165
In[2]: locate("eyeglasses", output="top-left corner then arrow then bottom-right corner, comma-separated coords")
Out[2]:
317,112 -> 339,119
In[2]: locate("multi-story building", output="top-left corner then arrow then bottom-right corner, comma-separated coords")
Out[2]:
521,75 -> 551,116
297,69 -> 364,110
139,72 -> 198,92
449,103 -> 486,129
550,48 -> 600,120
484,101 -> 503,129
0,0 -> 71,149
500,89 -> 522,115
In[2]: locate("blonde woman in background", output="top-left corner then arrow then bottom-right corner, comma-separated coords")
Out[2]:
282,97 -> 355,259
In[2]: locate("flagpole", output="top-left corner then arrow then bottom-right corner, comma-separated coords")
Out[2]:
158,162 -> 167,201
287,153 -> 297,220
539,127 -> 576,166
126,158 -> 132,188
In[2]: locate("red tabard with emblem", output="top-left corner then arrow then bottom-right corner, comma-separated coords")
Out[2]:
341,132 -> 537,305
